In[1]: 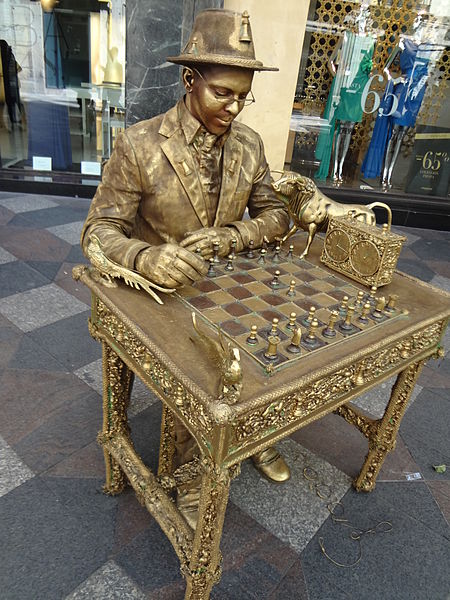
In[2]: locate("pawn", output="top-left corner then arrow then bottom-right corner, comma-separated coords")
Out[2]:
246,240 -> 256,259
207,257 -> 217,278
212,240 -> 220,263
257,248 -> 267,265
286,312 -> 297,330
269,317 -> 279,337
287,280 -> 296,297
287,244 -> 294,260
230,238 -> 237,259
355,290 -> 365,309
264,335 -> 280,361
358,302 -> 371,324
225,254 -> 234,272
339,305 -> 355,331
286,327 -> 302,354
272,245 -> 281,263
322,310 -> 338,338
302,306 -> 316,327
304,318 -> 319,346
246,325 -> 258,345
339,295 -> 349,316
369,286 -> 378,302
270,270 -> 281,289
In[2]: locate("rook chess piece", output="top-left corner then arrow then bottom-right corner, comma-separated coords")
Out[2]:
246,240 -> 255,259
322,310 -> 338,337
286,327 -> 302,354
264,335 -> 280,360
287,280 -> 296,297
246,325 -> 258,345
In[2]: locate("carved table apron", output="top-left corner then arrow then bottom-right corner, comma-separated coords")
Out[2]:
74,237 -> 449,600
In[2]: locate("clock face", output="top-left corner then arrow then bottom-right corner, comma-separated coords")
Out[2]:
350,240 -> 380,276
324,229 -> 350,262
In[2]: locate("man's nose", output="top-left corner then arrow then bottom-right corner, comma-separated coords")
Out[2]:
225,99 -> 240,116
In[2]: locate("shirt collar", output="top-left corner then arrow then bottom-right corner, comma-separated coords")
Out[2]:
178,97 -> 230,149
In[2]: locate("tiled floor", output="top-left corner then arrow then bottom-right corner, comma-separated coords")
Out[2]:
0,190 -> 449,600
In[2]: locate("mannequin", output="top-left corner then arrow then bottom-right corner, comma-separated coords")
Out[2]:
315,2 -> 376,183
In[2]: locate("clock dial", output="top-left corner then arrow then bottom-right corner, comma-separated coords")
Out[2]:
324,229 -> 350,262
350,240 -> 380,276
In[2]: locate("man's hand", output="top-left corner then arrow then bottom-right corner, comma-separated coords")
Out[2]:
135,243 -> 207,288
180,227 -> 242,259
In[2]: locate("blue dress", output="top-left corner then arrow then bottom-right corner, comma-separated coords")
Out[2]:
362,39 -> 429,178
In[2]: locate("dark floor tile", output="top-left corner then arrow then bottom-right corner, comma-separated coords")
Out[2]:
0,476 -> 116,600
397,258 -> 436,282
426,259 -> 450,279
45,439 -> 105,479
0,203 -> 15,225
418,361 -> 450,390
211,556 -> 282,600
0,224 -> 71,262
10,381 -> 101,472
266,558 -> 308,600
28,310 -> 101,371
24,260 -> 64,281
427,481 -> 450,525
409,238 -> 450,261
128,402 -> 163,474
0,316 -> 23,365
9,335 -> 68,371
66,244 -> 89,263
8,205 -> 89,228
0,260 -> 50,298
113,488 -> 155,554
57,274 -> 92,306
400,388 -> 450,480
301,482 -> 450,600
378,434 -> 422,483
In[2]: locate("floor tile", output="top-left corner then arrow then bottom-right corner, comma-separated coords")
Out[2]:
0,224 -> 72,262
8,205 -> 88,228
57,273 -> 93,305
351,376 -> 423,418
0,283 -> 88,332
45,440 -> 105,479
47,220 -> 85,245
0,246 -> 16,264
396,258 -> 436,282
65,561 -> 147,600
8,334 -> 68,371
430,274 -> 450,294
229,438 -> 351,554
409,238 -> 450,261
0,260 -> 51,298
427,481 -> 450,525
0,194 -> 58,212
24,259 -> 64,281
0,434 -> 34,497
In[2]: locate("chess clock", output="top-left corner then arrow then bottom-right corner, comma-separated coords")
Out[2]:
321,214 -> 406,287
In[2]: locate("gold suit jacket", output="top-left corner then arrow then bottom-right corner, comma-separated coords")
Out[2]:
81,100 -> 289,269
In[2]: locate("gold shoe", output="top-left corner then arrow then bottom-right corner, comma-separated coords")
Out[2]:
176,486 -> 200,530
252,446 -> 291,483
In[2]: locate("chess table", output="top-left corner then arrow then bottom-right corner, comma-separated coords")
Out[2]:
74,235 -> 449,600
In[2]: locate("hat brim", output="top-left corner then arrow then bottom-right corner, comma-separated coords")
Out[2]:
166,54 -> 278,72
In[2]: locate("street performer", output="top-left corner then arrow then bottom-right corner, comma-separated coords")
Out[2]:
81,8 -> 291,529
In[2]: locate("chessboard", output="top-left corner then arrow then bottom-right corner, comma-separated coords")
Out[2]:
176,246 -> 405,374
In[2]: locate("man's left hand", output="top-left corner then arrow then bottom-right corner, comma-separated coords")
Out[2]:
180,227 -> 242,259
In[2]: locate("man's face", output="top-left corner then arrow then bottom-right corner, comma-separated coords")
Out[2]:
185,65 -> 254,135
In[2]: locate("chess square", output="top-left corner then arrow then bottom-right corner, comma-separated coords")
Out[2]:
228,286 -> 253,300
245,281 -> 271,295
308,267 -> 329,279
247,267 -> 272,281
207,290 -> 236,305
260,294 -> 287,307
280,262 -> 301,274
276,302 -> 302,319
177,285 -> 202,298
195,279 -> 221,293
223,302 -> 252,317
236,331 -> 265,351
310,279 -> 336,293
259,309 -> 284,323
309,292 -> 337,308
240,297 -> 270,312
230,272 -> 256,284
238,313 -> 268,331
221,320 -> 247,336
213,275 -> 236,289
189,295 -> 216,310
295,284 -> 317,297
201,307 -> 230,324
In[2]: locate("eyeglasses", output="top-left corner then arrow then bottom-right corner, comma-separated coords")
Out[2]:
192,69 -> 255,107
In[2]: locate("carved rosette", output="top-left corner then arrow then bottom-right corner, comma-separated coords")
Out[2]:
230,320 -> 445,452
94,299 -> 213,438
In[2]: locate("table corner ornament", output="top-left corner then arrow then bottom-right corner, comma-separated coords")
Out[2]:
191,312 -> 243,409
85,234 -> 175,304
321,209 -> 407,288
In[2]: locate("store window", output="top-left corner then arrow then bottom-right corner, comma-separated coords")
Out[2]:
288,0 -> 450,198
0,0 -> 125,179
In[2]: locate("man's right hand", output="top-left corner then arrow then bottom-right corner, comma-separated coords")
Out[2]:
135,243 -> 207,288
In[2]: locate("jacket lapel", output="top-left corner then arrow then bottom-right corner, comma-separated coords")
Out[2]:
214,130 -> 243,227
159,107 -> 209,228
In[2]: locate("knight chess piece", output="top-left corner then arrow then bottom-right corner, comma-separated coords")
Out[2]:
371,297 -> 386,320
286,327 -> 302,354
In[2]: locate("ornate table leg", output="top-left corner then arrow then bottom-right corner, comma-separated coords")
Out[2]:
158,404 -> 176,477
184,464 -> 232,599
354,359 -> 426,492
99,341 -> 134,494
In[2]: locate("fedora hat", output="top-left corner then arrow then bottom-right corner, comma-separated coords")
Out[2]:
166,9 -> 278,72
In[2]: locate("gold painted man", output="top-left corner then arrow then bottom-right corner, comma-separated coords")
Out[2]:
81,9 -> 291,527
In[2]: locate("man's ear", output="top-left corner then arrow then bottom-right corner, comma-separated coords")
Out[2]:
182,67 -> 194,92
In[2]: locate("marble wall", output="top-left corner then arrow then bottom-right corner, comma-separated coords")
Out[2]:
126,0 -> 223,127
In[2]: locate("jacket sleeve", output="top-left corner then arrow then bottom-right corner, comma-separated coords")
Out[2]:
227,135 -> 290,248
80,130 -> 151,269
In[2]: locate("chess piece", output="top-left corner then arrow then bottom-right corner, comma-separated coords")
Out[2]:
225,254 -> 234,271
246,324 -> 258,345
269,317 -> 279,337
371,297 -> 386,320
273,245 -> 281,263
304,318 -> 319,346
355,290 -> 365,309
287,244 -> 294,260
264,335 -> 280,360
368,286 -> 378,303
286,327 -> 302,354
270,270 -> 281,289
207,257 -> 217,278
339,305 -> 355,332
301,306 -> 316,327
287,280 -> 296,297
286,312 -> 297,330
212,240 -> 220,263
230,237 -> 237,259
246,240 -> 256,259
385,294 -> 398,313
257,248 -> 267,265
322,310 -> 338,338
358,302 -> 371,324
339,295 -> 349,316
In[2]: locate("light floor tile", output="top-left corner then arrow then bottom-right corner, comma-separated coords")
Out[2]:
47,221 -> 85,245
0,434 -> 34,497
0,247 -> 17,264
351,376 -> 423,418
430,274 -> 450,294
230,438 -> 351,554
0,283 -> 87,332
64,561 -> 147,600
0,195 -> 58,213
74,359 -> 159,417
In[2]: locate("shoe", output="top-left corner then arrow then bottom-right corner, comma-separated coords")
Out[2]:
176,486 -> 200,530
252,446 -> 291,483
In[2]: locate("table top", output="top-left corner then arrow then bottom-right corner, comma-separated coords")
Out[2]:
80,236 -> 450,418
